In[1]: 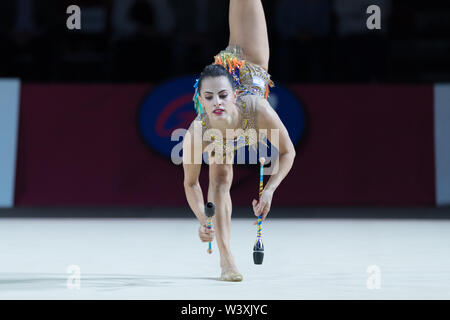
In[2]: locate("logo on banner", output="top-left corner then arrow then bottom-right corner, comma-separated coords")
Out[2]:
138,76 -> 306,159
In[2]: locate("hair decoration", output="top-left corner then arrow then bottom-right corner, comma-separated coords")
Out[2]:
193,78 -> 204,115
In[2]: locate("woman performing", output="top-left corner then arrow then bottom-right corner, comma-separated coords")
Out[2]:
182,0 -> 296,281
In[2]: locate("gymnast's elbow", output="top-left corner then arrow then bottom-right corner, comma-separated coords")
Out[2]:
288,147 -> 296,158
281,144 -> 296,159
279,148 -> 296,168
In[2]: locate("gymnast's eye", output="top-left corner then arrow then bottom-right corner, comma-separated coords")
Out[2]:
219,94 -> 227,99
205,96 -> 213,100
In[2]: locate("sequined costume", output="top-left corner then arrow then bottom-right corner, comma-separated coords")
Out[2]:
193,45 -> 274,163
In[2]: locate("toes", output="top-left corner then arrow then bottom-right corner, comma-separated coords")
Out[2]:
220,272 -> 243,282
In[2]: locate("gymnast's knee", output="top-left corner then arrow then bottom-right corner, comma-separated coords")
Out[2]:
210,168 -> 233,192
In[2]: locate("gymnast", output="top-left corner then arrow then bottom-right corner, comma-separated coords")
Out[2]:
182,0 -> 296,282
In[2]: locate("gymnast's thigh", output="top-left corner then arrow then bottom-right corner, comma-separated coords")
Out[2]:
228,0 -> 270,71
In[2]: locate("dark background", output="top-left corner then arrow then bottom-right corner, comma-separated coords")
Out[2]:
0,0 -> 449,84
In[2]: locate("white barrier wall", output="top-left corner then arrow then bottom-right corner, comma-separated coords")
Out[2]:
434,84 -> 450,206
0,79 -> 20,208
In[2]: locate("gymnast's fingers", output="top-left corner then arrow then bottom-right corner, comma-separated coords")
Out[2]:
255,201 -> 265,217
205,230 -> 215,241
262,209 -> 269,221
199,225 -> 215,242
252,199 -> 258,210
202,223 -> 214,233
252,199 -> 262,216
253,206 -> 269,225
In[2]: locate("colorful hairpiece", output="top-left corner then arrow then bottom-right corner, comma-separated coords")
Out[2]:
214,54 -> 244,89
193,78 -> 203,115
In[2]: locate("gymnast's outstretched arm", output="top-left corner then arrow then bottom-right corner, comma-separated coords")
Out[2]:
228,0 -> 270,71
251,98 -> 297,222
183,127 -> 206,224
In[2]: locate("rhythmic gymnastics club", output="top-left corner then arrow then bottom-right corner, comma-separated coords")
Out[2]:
204,202 -> 215,254
253,157 -> 265,265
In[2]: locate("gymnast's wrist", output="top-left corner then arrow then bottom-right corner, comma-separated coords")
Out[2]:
264,185 -> 276,194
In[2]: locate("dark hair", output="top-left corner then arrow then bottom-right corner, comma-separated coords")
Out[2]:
198,64 -> 236,94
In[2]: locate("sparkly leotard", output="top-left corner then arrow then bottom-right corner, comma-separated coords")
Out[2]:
194,45 -> 274,162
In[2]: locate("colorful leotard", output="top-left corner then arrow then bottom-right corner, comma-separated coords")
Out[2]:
193,44 -> 274,160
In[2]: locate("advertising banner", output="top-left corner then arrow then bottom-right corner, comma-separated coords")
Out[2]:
14,83 -> 436,207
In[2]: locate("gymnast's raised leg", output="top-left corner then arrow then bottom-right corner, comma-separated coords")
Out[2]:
228,0 -> 270,71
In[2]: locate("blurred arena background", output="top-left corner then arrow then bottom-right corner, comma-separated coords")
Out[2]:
1,0 -> 450,301
1,0 -> 449,216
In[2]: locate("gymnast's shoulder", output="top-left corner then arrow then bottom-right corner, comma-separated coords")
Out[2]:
249,95 -> 296,156
239,95 -> 278,130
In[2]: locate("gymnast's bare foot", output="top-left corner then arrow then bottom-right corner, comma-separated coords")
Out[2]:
220,256 -> 243,282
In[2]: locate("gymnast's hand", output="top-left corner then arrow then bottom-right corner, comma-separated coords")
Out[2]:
252,189 -> 273,224
198,221 -> 215,243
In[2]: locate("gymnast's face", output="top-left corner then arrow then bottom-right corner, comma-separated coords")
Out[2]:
199,76 -> 237,121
